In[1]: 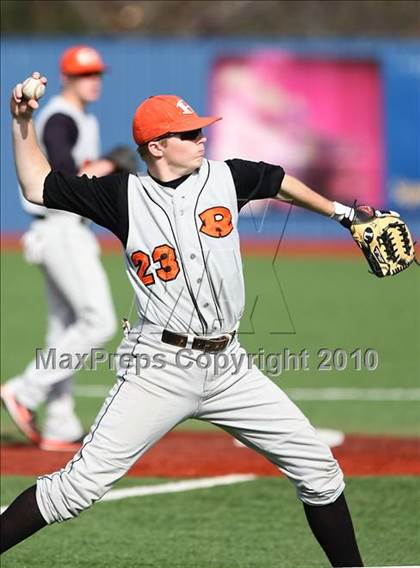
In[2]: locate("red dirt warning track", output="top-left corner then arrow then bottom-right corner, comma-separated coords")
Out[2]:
2,432 -> 420,477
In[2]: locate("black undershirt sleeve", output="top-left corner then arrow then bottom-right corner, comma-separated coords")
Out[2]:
225,159 -> 285,211
42,114 -> 79,175
43,171 -> 130,246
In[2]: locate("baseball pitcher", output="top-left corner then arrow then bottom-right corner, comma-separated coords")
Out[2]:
3,69 -> 415,564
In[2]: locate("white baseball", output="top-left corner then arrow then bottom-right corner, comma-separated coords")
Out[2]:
22,77 -> 46,101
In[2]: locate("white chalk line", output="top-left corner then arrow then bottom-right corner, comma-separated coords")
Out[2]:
0,474 -> 256,514
287,388 -> 420,401
74,385 -> 420,401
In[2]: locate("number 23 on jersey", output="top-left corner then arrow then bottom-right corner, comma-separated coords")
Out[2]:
131,245 -> 180,287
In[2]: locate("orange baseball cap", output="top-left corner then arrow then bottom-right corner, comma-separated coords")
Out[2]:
60,45 -> 106,76
132,95 -> 222,145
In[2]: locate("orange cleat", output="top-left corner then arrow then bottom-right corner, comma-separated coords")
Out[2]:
0,384 -> 41,444
39,436 -> 85,452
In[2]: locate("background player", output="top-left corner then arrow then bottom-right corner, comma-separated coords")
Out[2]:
0,47 -> 134,451
2,74 -> 363,567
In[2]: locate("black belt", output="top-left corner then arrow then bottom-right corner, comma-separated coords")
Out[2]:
161,329 -> 236,353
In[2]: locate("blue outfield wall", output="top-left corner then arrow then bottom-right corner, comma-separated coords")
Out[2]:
1,37 -> 419,238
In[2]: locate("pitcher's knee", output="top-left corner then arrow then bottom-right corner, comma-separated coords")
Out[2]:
296,458 -> 345,506
36,471 -> 108,524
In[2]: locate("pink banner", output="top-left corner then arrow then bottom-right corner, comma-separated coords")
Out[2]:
209,52 -> 384,208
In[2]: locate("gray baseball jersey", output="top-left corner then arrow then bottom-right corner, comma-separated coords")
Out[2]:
126,161 -> 244,334
42,158 -> 284,333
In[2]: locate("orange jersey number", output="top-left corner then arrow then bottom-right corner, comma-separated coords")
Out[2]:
131,250 -> 155,286
153,244 -> 180,282
131,245 -> 180,287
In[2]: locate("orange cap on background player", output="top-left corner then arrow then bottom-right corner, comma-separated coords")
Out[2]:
132,95 -> 222,145
60,45 -> 106,76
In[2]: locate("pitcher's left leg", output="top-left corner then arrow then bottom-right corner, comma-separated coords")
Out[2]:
199,359 -> 343,504
198,351 -> 362,566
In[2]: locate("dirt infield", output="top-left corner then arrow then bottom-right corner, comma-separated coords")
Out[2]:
2,431 -> 420,477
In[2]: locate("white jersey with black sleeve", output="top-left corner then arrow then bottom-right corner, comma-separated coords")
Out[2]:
43,158 -> 285,335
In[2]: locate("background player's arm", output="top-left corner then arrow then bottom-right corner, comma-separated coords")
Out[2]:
42,114 -> 78,174
10,73 -> 50,205
277,174 -> 334,217
42,114 -> 116,178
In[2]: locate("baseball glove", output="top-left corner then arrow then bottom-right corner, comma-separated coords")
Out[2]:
344,205 -> 417,277
103,145 -> 139,174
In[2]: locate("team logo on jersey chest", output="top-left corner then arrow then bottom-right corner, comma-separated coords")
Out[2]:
199,206 -> 233,238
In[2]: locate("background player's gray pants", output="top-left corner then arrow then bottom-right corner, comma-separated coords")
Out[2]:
7,217 -> 116,440
36,329 -> 344,522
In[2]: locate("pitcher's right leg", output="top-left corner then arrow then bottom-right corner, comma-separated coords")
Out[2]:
1,333 -> 207,553
36,371 -> 192,523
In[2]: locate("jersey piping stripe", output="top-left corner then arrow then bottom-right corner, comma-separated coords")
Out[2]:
193,161 -> 224,330
139,180 -> 208,334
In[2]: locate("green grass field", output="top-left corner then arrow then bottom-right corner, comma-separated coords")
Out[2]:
2,252 -> 419,437
1,251 -> 419,567
1,476 -> 420,567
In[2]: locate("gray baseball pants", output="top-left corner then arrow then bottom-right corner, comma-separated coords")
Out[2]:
7,216 -> 116,440
36,325 -> 344,522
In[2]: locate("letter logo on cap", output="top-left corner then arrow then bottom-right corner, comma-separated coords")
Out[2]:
176,99 -> 194,114
76,47 -> 101,65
